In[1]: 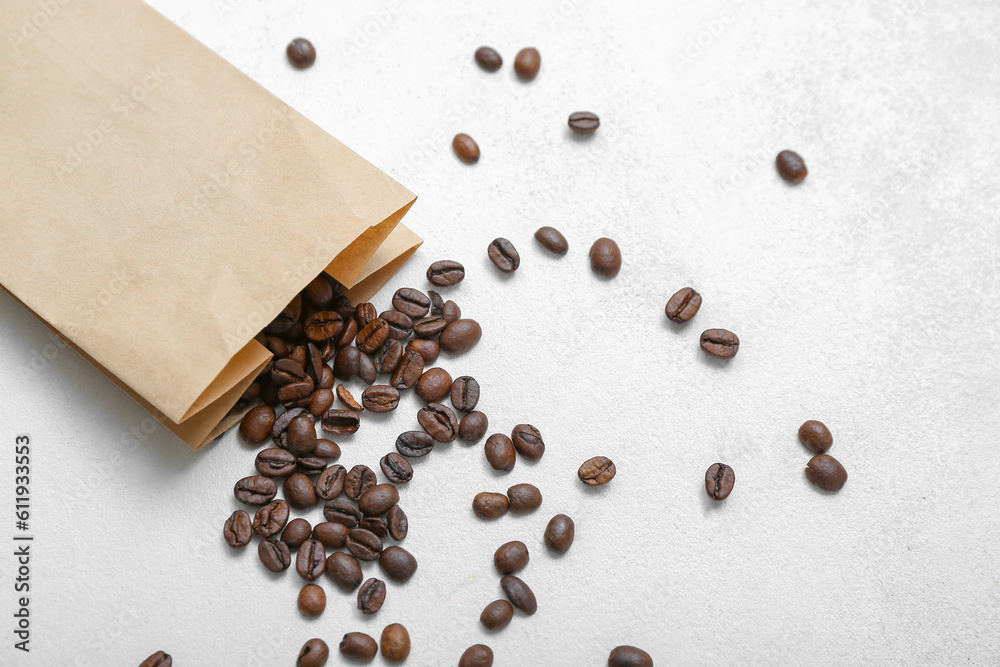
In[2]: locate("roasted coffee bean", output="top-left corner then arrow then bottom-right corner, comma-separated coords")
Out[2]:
459,411 -> 489,444
240,405 -> 275,444
259,380 -> 280,406
500,575 -> 537,614
358,484 -> 400,516
428,290 -> 445,315
776,149 -> 807,183
440,319 -> 482,354
323,498 -> 362,527
390,350 -> 424,390
336,317 -> 359,349
380,452 -> 414,484
287,414 -> 318,457
288,345 -> 309,369
313,438 -> 341,459
315,465 -> 346,500
319,366 -> 335,389
418,402 -> 460,442
321,409 -> 360,436
253,499 -> 289,537
427,260 -> 466,286
578,456 -> 616,486
333,346 -> 362,381
297,456 -> 327,475
308,388 -> 335,417
361,385 -> 400,412
139,651 -> 172,667
459,645 -> 494,667
282,518 -> 312,548
256,448 -> 298,477
705,463 -> 736,500
415,368 -> 452,403
534,226 -> 568,255
405,338 -> 440,365
700,328 -> 740,359
265,335 -> 288,358
224,510 -> 252,549
379,545 -> 418,582
387,505 -> 408,541
380,310 -> 413,341
475,46 -> 503,71
359,516 -> 387,538
236,381 -> 260,407
272,358 -> 308,386
265,294 -> 301,334
354,303 -> 378,329
381,623 -> 411,662
450,376 -> 480,411
511,424 -> 544,461
297,540 -> 327,581
326,552 -> 363,591
453,133 -> 480,164
339,633 -> 378,662
544,514 -> 575,554
298,583 -> 326,617
258,538 -> 291,572
373,339 -> 404,374
356,318 -> 389,353
297,638 -> 329,667
507,483 -> 542,513
305,342 -> 325,383
514,47 -> 541,79
799,420 -> 833,453
313,521 -> 350,548
234,475 -> 277,505
665,287 -> 702,323
488,237 -> 520,272
357,351 -> 377,385
346,528 -> 383,561
805,454 -> 847,491
485,434 -> 516,471
279,380 -> 315,408
494,540 -> 529,575
413,314 -> 448,338
336,385 -> 364,412
395,430 -> 435,458
304,311 -> 342,341
442,300 -> 461,322
392,288 -> 431,318
480,600 -> 514,631
608,646 -> 653,667
357,577 -> 386,615
304,275 -> 334,307
287,37 -> 316,68
345,465 -> 377,500
568,111 -> 600,134
590,237 -> 622,277
272,407 -> 309,442
473,492 -> 509,519
284,473 -> 318,509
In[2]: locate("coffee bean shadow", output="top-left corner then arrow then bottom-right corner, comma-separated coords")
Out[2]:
664,318 -> 691,336
579,483 -> 614,499
566,128 -> 597,143
695,348 -> 734,369
482,255 -> 519,282
700,487 -> 726,515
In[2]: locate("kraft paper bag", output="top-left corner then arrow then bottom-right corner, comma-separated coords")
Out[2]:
0,0 -> 421,449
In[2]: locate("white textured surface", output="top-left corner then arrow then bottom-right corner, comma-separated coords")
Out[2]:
1,0 -> 999,665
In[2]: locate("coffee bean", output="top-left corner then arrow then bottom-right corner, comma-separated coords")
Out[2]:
139,651 -> 172,667
590,237 -> 622,277
776,149 -> 808,183
298,583 -> 326,617
258,538 -> 291,572
284,473 -> 318,509
361,385 -> 400,412
224,510 -> 252,549
321,409 -> 360,436
705,463 -> 736,500
287,38 -> 316,68
543,514 -> 575,554
511,424 -> 544,461
450,376 -> 480,412
326,552 -> 363,591
340,633 -> 378,663
379,545 -> 418,582
288,345 -> 308,369
303,275 -> 334,306
357,351 -> 377,385
333,387 -> 362,414
373,339 -> 404,375
799,420 -> 833,453
665,287 -> 702,323
494,540 -> 529,575
265,294 -> 301,335
305,342 -> 325,382
578,456 -> 616,486
608,645 -> 654,667
473,492 -> 509,519
347,528 -> 384,561
381,623 -> 411,662
356,318 -> 389,353
459,645 -> 494,667
359,516 -> 387,538
805,454 -> 847,491
237,381 -> 260,407
380,453 -> 414,484
297,638 -> 329,667
319,366 -> 335,389
304,311 -> 343,341
286,415 -> 317,457
413,369 -> 450,404
357,577 -> 386,615
500,575 -> 537,614
323,498 -> 362,527
272,358 -> 308,386
234,475 -> 277,505
484,434 -> 516,471
255,448 -> 297,477
240,405 -> 275,443
428,290 -> 445,315
426,260 -> 466,286
313,521 -> 350,549
507,483 -> 542,513
440,319 -> 482,354
296,456 -> 326,475
475,46 -> 502,72
392,287 -> 431,318
700,329 -> 740,359
459,411 -> 489,444
568,111 -> 600,134
413,315 -> 448,338
480,600 -> 514,631
345,465 -> 377,500
390,350 -> 424,390
358,484 -> 400,516
333,346 -> 362,381
279,380 -> 315,409
514,47 -> 541,80
282,518 -> 312,548
488,237 -> 520,272
534,226 -> 568,255
442,300 -> 461,322
313,438 -> 341,459
395,430 -> 435,458
253,499 -> 289,537
387,505 -> 408,541
405,338 -> 440,365
418,402 -> 460,442
352,302 -> 375,329
453,133 -> 480,164
272,407 -> 309,441
379,310 -> 413,341
265,334 -> 288,358
315,465 -> 346,500
308,388 -> 335,417
336,318 -> 359,348
296,539 -> 327,581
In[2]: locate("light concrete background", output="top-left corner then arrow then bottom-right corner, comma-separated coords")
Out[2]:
1,0 -> 998,665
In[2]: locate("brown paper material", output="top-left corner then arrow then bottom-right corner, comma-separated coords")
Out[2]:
0,0 -> 420,449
